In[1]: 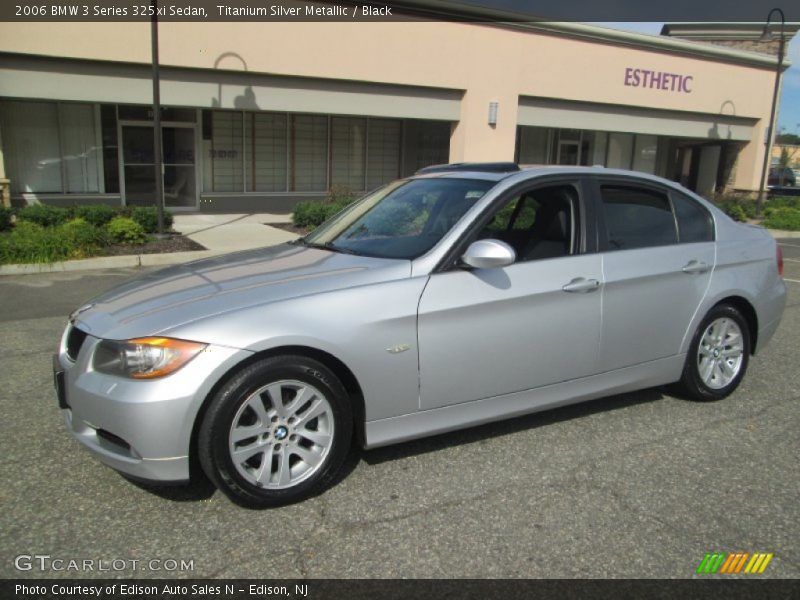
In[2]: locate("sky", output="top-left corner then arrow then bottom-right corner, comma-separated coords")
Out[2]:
594,22 -> 800,136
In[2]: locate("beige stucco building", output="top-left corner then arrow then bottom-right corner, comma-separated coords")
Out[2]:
0,11 -> 796,211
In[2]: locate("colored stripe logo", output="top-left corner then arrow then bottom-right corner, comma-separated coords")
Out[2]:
696,552 -> 773,574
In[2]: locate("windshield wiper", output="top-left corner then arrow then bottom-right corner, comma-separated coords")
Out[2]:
292,238 -> 359,255
321,242 -> 359,255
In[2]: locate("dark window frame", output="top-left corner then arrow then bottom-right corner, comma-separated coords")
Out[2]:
435,176 -> 590,272
591,177 -> 690,253
669,190 -> 716,244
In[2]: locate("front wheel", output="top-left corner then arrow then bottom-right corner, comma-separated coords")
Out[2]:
674,304 -> 751,401
198,356 -> 353,508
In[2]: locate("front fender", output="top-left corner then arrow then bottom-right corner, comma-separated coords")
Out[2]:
165,277 -> 430,422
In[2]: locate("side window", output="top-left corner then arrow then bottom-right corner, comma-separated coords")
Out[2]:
601,185 -> 677,251
483,195 -> 539,234
477,184 -> 577,262
672,192 -> 714,243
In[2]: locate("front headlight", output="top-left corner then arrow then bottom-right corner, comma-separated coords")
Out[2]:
93,337 -> 207,379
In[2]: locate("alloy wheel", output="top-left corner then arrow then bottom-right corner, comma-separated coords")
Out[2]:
696,317 -> 744,390
228,380 -> 334,489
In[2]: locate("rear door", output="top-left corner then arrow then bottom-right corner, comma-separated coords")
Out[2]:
592,178 -> 715,372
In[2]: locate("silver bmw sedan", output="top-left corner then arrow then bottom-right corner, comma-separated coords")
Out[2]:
54,164 -> 787,507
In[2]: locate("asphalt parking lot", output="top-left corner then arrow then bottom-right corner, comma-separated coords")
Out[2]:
0,241 -> 798,579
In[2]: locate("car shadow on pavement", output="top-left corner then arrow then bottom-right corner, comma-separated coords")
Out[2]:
360,386 -> 667,466
121,468 -> 217,502
117,386 -> 666,504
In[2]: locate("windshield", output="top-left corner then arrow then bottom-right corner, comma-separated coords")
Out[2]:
303,178 -> 495,259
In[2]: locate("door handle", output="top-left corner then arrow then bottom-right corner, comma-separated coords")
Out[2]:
682,260 -> 710,274
562,277 -> 600,293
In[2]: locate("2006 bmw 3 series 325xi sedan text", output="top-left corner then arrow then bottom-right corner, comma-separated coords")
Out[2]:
54,164 -> 786,507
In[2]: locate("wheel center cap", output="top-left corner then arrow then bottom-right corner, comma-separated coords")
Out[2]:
713,348 -> 721,358
274,426 -> 288,440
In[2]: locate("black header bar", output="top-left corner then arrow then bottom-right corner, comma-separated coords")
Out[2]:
1,0 -> 799,22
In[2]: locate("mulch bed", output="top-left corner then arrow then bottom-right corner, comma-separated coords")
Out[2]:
265,222 -> 309,236
96,233 -> 207,257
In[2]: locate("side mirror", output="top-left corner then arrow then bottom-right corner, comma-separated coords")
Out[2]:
460,239 -> 516,269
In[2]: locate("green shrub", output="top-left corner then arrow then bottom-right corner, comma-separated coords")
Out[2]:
713,193 -> 759,222
326,185 -> 356,205
329,198 -> 355,216
74,204 -> 117,227
107,217 -> 148,244
130,206 -> 174,233
0,219 -> 115,264
61,218 -> 109,250
722,203 -> 748,222
0,206 -> 13,232
293,197 -> 357,229
739,199 -> 758,219
16,204 -> 71,227
0,221 -> 68,264
767,196 -> 800,211
763,207 -> 800,231
293,201 -> 329,229
292,186 -> 359,230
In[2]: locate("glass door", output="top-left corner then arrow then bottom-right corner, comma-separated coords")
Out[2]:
121,123 -> 197,208
556,129 -> 581,165
557,141 -> 580,165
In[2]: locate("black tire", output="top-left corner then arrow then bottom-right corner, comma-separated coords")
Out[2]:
198,355 -> 352,508
673,304 -> 751,402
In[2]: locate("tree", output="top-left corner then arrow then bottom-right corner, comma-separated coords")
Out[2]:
776,132 -> 800,145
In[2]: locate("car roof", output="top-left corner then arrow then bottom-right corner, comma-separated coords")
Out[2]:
411,164 -> 679,186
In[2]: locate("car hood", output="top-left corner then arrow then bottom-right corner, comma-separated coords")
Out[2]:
71,243 -> 411,342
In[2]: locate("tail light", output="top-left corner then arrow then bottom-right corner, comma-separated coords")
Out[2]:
777,244 -> 784,277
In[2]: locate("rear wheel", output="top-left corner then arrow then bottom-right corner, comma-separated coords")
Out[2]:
199,356 -> 352,508
674,304 -> 751,401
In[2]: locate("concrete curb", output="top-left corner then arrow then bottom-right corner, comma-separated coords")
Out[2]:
0,250 -> 220,276
769,229 -> 800,239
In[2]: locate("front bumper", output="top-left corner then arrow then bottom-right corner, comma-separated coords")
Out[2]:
56,329 -> 250,483
62,409 -> 191,482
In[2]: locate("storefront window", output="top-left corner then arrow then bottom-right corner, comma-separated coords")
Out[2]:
633,134 -> 658,174
366,119 -> 401,190
197,111 -> 444,194
606,133 -> 635,169
291,115 -> 328,192
589,132 -> 608,166
517,126 -> 549,164
205,111 -> 243,192
516,127 -> 662,175
0,100 -> 102,195
402,120 -> 450,176
331,117 -> 366,191
246,112 -> 288,192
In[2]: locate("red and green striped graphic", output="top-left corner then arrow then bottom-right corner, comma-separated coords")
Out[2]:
696,552 -> 773,574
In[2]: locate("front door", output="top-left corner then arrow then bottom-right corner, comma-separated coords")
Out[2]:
417,180 -> 603,410
121,124 -> 197,208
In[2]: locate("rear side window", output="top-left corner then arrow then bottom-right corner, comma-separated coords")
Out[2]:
672,193 -> 714,243
601,185 -> 677,251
